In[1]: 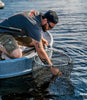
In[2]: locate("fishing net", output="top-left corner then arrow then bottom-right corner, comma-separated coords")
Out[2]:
32,48 -> 73,89
0,48 -> 74,99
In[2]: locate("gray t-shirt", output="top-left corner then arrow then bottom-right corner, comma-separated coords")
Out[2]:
0,11 -> 42,41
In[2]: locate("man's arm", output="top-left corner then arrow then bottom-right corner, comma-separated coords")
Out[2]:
32,39 -> 62,76
33,39 -> 52,65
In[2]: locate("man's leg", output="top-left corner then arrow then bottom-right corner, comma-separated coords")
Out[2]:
0,34 -> 22,59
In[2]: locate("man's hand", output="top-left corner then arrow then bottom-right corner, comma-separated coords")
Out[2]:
41,37 -> 48,47
50,67 -> 62,77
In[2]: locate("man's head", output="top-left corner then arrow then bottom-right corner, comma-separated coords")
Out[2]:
41,10 -> 58,32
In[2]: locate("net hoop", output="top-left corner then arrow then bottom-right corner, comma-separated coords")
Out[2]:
33,48 -> 73,67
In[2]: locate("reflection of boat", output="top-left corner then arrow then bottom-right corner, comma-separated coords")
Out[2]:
0,31 -> 53,97
0,0 -> 4,9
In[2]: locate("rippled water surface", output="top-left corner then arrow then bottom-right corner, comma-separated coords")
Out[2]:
0,0 -> 87,100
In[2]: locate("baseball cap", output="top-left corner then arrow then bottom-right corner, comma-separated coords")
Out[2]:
44,10 -> 58,24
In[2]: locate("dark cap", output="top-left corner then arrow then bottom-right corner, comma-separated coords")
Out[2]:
44,10 -> 58,24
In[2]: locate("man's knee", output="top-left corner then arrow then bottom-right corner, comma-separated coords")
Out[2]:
10,48 -> 22,58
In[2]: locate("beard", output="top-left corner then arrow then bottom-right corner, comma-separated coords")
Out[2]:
42,24 -> 47,32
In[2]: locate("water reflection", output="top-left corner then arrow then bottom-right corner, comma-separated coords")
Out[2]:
1,76 -> 74,100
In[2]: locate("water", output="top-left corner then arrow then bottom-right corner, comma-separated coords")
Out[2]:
0,0 -> 87,100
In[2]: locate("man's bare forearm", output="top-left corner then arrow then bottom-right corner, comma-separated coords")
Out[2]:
40,57 -> 49,65
34,41 -> 52,65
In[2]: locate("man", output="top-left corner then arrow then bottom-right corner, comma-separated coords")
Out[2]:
0,10 -> 62,76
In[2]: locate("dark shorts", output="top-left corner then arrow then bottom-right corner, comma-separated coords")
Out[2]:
14,36 -> 32,45
0,33 -> 19,53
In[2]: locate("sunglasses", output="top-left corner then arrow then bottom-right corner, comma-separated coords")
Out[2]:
47,21 -> 53,29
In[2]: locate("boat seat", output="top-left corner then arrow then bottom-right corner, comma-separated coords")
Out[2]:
22,47 -> 35,57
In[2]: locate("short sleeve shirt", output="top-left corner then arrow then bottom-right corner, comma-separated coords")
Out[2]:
0,11 -> 42,41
